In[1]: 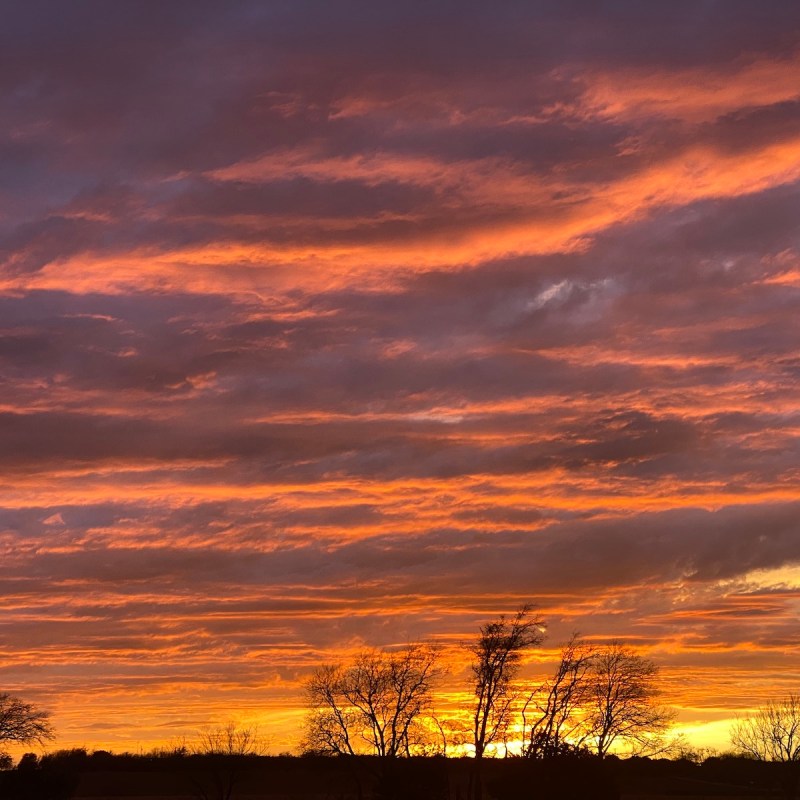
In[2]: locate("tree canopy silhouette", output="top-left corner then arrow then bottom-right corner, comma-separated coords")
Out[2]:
731,695 -> 800,762
522,634 -> 594,759
0,692 -> 54,749
470,605 -> 545,760
303,644 -> 441,757
582,642 -> 674,757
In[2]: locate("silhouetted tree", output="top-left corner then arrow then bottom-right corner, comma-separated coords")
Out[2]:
469,605 -> 544,800
731,695 -> 800,762
580,642 -> 674,757
192,723 -> 268,757
522,634 -> 594,758
303,664 -> 358,756
470,606 -> 545,760
302,644 -> 441,758
730,694 -> 800,800
189,723 -> 267,800
0,692 -> 54,771
1,751 -> 79,800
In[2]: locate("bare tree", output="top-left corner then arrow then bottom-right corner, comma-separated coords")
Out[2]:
580,642 -> 674,758
302,644 -> 441,758
731,695 -> 800,762
189,722 -> 268,800
470,605 -> 545,760
0,692 -> 54,764
303,664 -> 358,756
468,606 -> 544,800
522,634 -> 594,758
192,722 -> 268,757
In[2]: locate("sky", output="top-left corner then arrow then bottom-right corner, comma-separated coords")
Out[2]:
1,0 -> 799,756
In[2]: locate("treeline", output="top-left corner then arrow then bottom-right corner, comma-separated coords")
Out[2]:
1,749 -> 799,800
2,606 -> 800,799
303,607 -> 675,761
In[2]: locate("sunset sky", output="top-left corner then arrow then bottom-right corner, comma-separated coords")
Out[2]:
2,1 -> 799,756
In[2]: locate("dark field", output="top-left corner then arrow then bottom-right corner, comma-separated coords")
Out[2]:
2,751 -> 798,800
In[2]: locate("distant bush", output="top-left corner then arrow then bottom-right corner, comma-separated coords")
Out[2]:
0,749 -> 80,800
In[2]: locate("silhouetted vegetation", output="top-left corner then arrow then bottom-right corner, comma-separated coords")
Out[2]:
3,749 -> 800,799
468,605 -> 544,799
581,641 -> 676,757
470,606 -> 545,761
730,696 -> 800,799
731,695 -> 800,762
0,692 -> 54,766
189,723 -> 269,800
522,633 -> 594,759
0,750 -> 80,800
3,612 -> 798,798
302,643 -> 442,757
